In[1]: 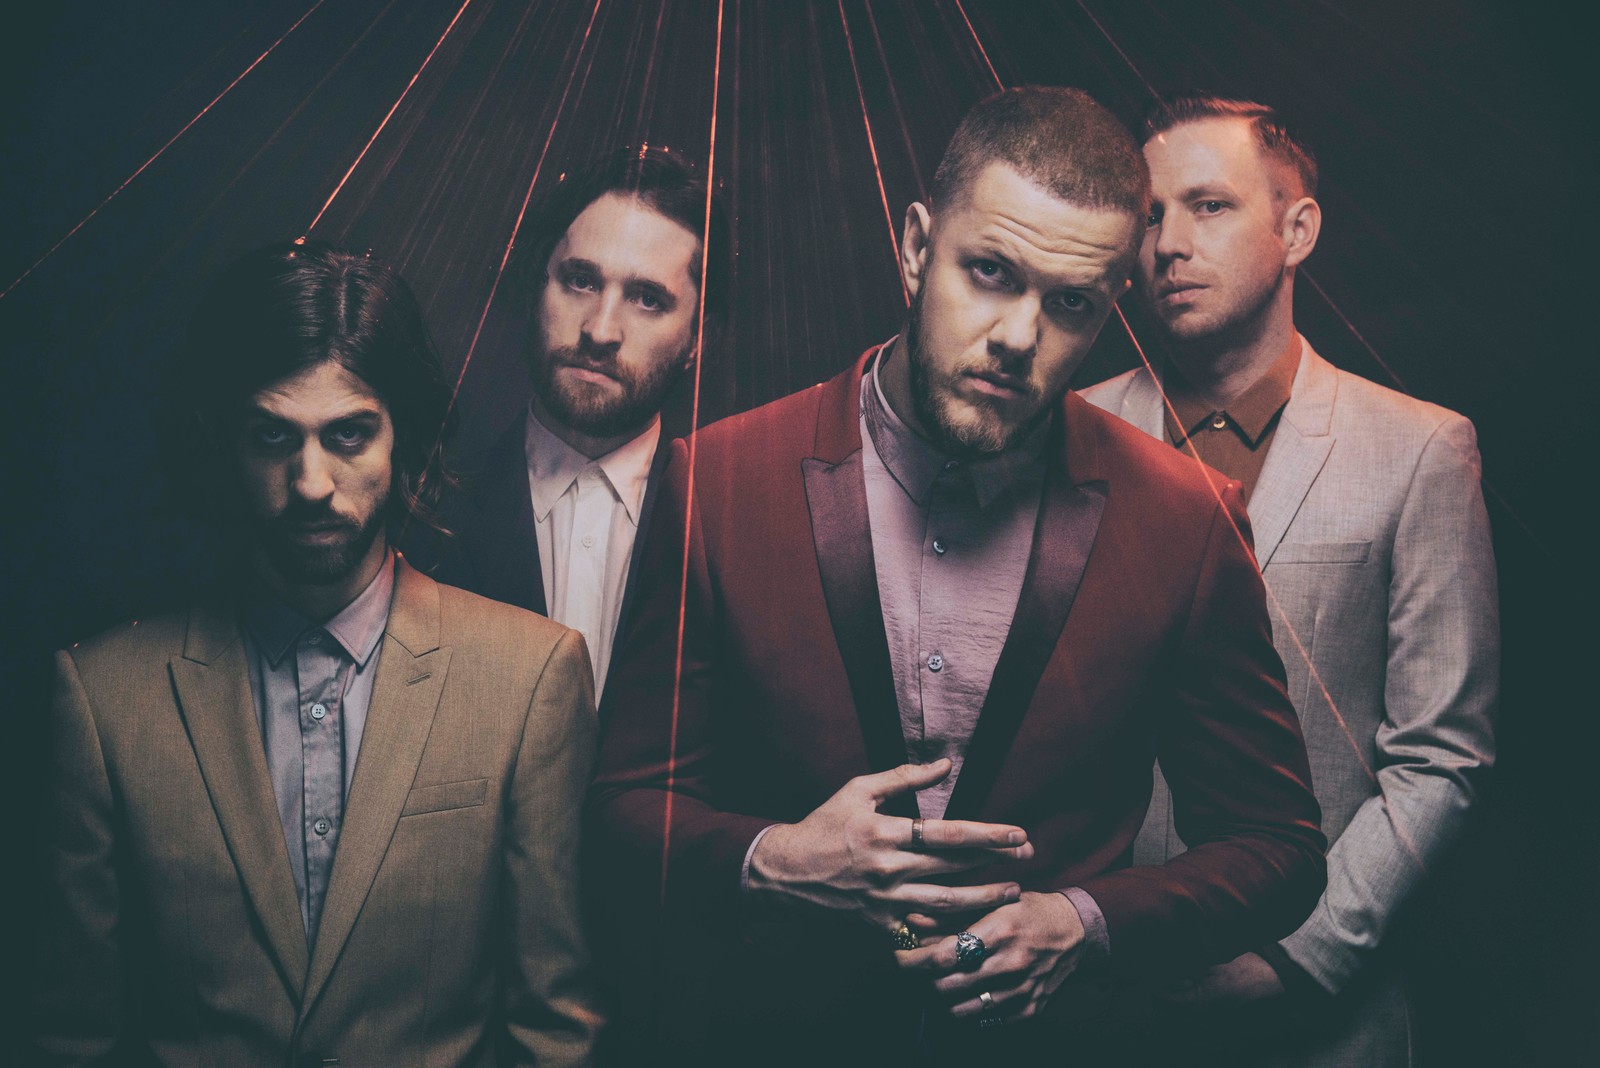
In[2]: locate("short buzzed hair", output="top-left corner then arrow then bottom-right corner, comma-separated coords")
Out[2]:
930,86 -> 1149,217
1143,94 -> 1319,199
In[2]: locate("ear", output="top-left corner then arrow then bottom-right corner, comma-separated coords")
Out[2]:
1282,196 -> 1321,269
900,202 -> 933,299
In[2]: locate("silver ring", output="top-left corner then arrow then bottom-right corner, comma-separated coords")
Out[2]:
953,931 -> 987,970
910,817 -> 925,850
978,990 -> 995,1012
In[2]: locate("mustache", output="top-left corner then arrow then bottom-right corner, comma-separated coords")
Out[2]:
271,498 -> 359,531
547,337 -> 621,374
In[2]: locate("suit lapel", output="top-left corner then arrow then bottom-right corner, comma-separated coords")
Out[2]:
301,560 -> 452,1013
1248,344 -> 1337,566
170,603 -> 308,993
946,400 -> 1107,817
804,348 -> 913,816
611,434 -> 673,681
468,414 -> 546,614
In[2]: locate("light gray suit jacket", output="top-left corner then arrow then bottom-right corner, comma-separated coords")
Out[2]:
1082,340 -> 1498,1067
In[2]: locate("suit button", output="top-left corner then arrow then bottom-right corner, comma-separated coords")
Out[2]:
310,703 -> 327,721
313,818 -> 331,836
932,538 -> 947,555
927,653 -> 944,672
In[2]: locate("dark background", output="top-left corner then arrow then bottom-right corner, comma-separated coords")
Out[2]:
4,1 -> 1591,1062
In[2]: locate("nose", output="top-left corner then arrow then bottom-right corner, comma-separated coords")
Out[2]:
1151,207 -> 1191,265
582,288 -> 624,349
988,293 -> 1041,361
291,443 -> 335,503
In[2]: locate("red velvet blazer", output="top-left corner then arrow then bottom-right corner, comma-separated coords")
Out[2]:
588,350 -> 1324,1049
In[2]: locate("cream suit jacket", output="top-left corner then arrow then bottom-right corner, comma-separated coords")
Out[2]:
35,557 -> 601,1066
1082,341 -> 1498,1067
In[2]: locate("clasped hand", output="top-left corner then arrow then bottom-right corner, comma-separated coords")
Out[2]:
745,759 -> 1033,932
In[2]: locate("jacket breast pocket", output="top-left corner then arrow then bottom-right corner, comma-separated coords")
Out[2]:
400,776 -> 489,817
1271,540 -> 1371,564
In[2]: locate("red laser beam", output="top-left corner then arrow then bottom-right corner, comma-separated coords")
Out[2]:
662,0 -> 727,908
0,0 -> 329,301
305,0 -> 479,235
836,0 -> 908,305
862,0 -> 928,203
950,0 -> 1002,91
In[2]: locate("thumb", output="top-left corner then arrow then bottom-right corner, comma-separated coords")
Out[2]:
865,759 -> 951,804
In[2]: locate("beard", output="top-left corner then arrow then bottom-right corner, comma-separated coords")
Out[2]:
533,333 -> 690,441
905,289 -> 1045,458
254,493 -> 387,587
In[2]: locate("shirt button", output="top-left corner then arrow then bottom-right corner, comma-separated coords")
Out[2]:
310,703 -> 327,721
1211,413 -> 1228,430
313,818 -> 331,836
927,653 -> 944,672
932,538 -> 947,555
581,533 -> 596,548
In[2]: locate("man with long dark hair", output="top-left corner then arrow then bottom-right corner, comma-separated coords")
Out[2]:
34,240 -> 601,1066
411,146 -> 730,701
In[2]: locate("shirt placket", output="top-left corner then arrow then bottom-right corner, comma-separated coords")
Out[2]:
566,469 -> 612,675
296,629 -> 346,940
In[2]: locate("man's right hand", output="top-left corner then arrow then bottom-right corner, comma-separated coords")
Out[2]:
745,760 -> 1034,932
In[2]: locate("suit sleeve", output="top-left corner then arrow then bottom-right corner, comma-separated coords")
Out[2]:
1279,414 -> 1498,992
1079,483 -> 1328,977
501,628 -> 604,1066
34,650 -> 123,1065
588,438 -> 774,919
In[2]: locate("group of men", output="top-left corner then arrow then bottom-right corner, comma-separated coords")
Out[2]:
34,85 -> 1497,1067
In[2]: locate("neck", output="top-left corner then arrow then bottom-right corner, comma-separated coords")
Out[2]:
877,335 -> 928,438
255,536 -> 389,621
1167,283 -> 1297,409
529,396 -> 648,460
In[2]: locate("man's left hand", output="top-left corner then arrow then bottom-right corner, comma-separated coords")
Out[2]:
1160,951 -> 1285,1009
894,891 -> 1085,1023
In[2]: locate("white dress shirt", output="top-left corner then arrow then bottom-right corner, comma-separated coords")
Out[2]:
525,407 -> 660,697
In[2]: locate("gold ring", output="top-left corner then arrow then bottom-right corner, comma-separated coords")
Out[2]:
910,817 -> 925,850
894,922 -> 920,950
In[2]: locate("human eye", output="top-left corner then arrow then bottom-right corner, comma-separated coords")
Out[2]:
632,285 -> 672,313
326,421 -> 373,451
1047,291 -> 1093,317
1145,205 -> 1163,228
562,269 -> 598,293
969,259 -> 1012,289
248,421 -> 293,451
1197,200 -> 1227,215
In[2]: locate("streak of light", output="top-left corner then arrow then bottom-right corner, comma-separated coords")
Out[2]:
305,0 -> 479,234
1,0 -> 329,301
950,0 -> 1002,90
1073,0 -> 1157,97
861,0 -> 927,203
836,0 -> 908,304
663,0 -> 727,908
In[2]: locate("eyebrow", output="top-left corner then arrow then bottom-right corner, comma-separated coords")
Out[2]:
1171,183 -> 1235,202
555,255 -> 688,298
245,403 -> 386,426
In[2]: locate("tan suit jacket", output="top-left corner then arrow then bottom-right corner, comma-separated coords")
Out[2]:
35,558 -> 601,1067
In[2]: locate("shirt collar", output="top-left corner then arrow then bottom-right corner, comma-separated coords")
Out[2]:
861,346 -> 1048,509
1164,333 -> 1302,447
243,548 -> 396,669
524,407 -> 662,526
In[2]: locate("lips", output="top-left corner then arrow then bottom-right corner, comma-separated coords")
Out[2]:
1155,279 -> 1206,304
963,370 -> 1030,399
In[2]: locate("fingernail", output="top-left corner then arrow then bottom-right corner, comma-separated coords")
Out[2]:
1007,884 -> 1021,901
1007,830 -> 1025,845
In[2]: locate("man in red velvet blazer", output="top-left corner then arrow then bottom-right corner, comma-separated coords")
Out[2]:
589,87 -> 1324,1065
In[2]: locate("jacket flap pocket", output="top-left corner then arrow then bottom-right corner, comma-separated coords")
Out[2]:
1272,540 -> 1371,564
401,777 -> 488,817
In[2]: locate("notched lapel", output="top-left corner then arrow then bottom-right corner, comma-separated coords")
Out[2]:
170,604 -> 308,994
1250,347 -> 1338,567
302,562 -> 452,1013
467,415 -> 546,614
802,453 -> 912,815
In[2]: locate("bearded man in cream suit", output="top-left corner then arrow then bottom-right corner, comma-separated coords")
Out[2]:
1082,95 -> 1498,1067
33,240 -> 601,1066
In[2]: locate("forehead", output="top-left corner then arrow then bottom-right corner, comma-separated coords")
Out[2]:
936,162 -> 1138,290
555,192 -> 702,289
250,360 -> 386,423
1143,117 -> 1272,192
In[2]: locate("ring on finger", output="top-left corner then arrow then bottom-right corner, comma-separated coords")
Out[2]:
910,817 -> 925,850
954,931 -> 987,970
978,990 -> 996,1013
893,922 -> 920,950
